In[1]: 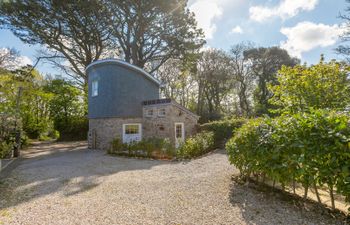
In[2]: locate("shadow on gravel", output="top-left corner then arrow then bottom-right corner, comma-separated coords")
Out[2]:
0,142 -> 176,211
229,178 -> 349,225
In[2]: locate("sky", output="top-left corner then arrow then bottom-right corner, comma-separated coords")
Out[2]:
0,0 -> 348,75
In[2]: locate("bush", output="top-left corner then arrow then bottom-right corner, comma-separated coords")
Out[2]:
200,118 -> 245,148
226,109 -> 350,210
20,133 -> 29,147
0,115 -> 16,159
48,130 -> 60,140
0,141 -> 13,159
108,137 -> 175,159
56,117 -> 88,141
177,131 -> 215,159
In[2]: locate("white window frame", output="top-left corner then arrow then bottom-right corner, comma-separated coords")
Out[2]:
122,123 -> 142,143
146,108 -> 154,117
174,122 -> 185,148
158,108 -> 166,117
92,80 -> 98,97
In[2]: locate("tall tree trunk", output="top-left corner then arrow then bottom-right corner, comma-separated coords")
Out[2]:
329,184 -> 335,210
314,181 -> 321,204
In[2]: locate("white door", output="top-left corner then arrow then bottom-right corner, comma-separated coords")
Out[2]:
123,123 -> 142,144
175,122 -> 185,148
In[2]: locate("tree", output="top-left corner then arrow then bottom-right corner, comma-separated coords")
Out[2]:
336,0 -> 350,63
43,78 -> 87,140
0,0 -> 205,88
0,0 -> 114,87
195,49 -> 233,121
0,66 -> 53,138
108,0 -> 205,73
269,57 -> 350,114
244,47 -> 299,115
229,44 -> 255,117
157,59 -> 197,109
0,47 -> 20,69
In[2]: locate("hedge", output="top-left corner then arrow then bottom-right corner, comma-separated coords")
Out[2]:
200,118 -> 245,148
226,110 -> 350,211
55,117 -> 89,141
108,137 -> 175,159
177,131 -> 215,159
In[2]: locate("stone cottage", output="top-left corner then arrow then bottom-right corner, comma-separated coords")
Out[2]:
86,59 -> 199,150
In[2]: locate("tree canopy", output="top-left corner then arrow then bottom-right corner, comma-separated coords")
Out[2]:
244,47 -> 300,115
0,0 -> 205,88
269,57 -> 350,114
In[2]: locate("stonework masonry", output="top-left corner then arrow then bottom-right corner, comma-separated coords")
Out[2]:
142,103 -> 198,145
89,117 -> 142,150
88,102 -> 199,150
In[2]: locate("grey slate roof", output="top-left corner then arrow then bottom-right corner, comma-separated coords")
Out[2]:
86,59 -> 161,86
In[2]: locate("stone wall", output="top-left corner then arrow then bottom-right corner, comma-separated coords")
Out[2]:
142,103 -> 198,145
89,102 -> 199,150
89,117 -> 142,150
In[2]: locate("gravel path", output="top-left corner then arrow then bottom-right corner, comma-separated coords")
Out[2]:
0,142 -> 345,225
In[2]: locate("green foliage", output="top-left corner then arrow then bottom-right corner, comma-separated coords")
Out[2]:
269,58 -> 350,114
0,0 -> 205,89
0,68 -> 87,142
0,115 -> 16,159
177,131 -> 215,159
226,110 -> 350,210
44,79 -> 87,141
0,141 -> 13,159
244,46 -> 300,116
108,137 -> 175,159
20,133 -> 29,147
200,118 -> 245,147
55,117 -> 88,141
48,130 -> 60,140
0,66 -> 54,139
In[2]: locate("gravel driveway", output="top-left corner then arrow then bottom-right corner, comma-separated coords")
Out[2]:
0,142 -> 345,225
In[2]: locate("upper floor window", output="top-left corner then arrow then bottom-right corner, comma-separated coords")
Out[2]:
92,80 -> 98,97
146,109 -> 153,117
158,108 -> 166,117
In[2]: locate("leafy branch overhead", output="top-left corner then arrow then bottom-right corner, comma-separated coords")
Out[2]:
0,0 -> 205,87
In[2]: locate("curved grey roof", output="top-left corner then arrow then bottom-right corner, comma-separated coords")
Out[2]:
86,59 -> 160,85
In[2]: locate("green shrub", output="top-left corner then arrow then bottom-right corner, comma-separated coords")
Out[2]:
0,141 -> 13,159
56,117 -> 88,141
177,131 -> 215,159
226,109 -> 350,210
20,133 -> 29,147
48,130 -> 60,140
108,137 -> 124,154
200,118 -> 245,147
108,137 -> 175,159
0,115 -> 16,158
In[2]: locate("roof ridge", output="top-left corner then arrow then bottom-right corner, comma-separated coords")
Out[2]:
86,59 -> 160,85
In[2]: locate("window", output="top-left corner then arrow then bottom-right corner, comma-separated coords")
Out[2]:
123,124 -> 142,143
175,124 -> 183,138
124,124 -> 140,134
158,108 -> 166,117
146,109 -> 153,117
92,80 -> 98,97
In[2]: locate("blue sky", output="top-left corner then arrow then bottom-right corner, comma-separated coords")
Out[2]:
0,0 -> 348,75
189,0 -> 346,63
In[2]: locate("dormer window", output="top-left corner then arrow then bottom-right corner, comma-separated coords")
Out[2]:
146,109 -> 153,117
158,108 -> 166,117
92,80 -> 98,97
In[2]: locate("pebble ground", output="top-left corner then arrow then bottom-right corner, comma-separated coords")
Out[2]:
0,142 -> 345,225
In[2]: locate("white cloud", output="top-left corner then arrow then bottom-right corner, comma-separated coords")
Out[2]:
249,0 -> 318,22
17,56 -> 33,67
189,0 -> 223,39
0,48 -> 33,70
230,25 -> 243,34
280,21 -> 344,58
